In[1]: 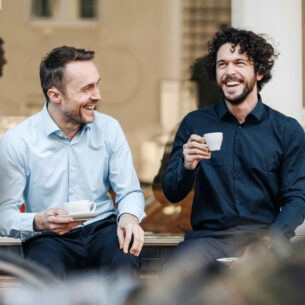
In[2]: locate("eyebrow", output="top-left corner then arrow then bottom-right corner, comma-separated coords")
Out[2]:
216,58 -> 251,64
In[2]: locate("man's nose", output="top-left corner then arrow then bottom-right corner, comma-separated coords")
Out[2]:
92,86 -> 101,100
226,62 -> 236,75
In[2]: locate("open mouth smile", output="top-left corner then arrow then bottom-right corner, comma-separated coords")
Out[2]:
83,105 -> 95,111
226,81 -> 240,87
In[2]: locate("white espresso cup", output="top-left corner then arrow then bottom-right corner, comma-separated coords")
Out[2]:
203,132 -> 223,151
63,200 -> 96,215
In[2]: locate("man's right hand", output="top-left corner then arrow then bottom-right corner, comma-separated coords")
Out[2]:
33,208 -> 85,235
183,134 -> 211,170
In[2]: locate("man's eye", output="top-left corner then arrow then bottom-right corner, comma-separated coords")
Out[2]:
237,61 -> 246,66
84,86 -> 92,92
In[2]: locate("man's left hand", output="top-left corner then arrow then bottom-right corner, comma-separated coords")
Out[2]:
117,213 -> 144,256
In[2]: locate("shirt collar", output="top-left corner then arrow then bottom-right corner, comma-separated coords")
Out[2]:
41,103 -> 61,136
41,103 -> 91,137
217,94 -> 264,123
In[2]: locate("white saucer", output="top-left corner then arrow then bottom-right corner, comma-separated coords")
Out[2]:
63,211 -> 99,221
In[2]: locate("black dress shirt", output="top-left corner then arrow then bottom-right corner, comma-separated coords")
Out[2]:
162,97 -> 305,239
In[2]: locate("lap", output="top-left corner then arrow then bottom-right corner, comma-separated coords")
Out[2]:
167,237 -> 228,266
23,216 -> 140,276
164,234 -> 252,270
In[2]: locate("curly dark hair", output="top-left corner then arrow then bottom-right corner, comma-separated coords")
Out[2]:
205,27 -> 279,92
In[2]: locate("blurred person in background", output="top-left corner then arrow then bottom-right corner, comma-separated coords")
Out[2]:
0,37 -> 7,77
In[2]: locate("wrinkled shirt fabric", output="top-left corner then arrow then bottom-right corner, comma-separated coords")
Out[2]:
0,104 -> 145,240
163,97 -> 305,240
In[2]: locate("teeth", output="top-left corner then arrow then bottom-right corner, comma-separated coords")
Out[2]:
84,106 -> 94,110
226,81 -> 239,86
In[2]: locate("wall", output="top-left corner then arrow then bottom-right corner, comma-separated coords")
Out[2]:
0,0 -> 183,179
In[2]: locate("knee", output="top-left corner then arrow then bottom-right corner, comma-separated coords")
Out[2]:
25,255 -> 67,278
104,251 -> 141,276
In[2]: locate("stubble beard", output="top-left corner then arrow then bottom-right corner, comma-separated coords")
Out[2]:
63,110 -> 89,125
220,77 -> 256,106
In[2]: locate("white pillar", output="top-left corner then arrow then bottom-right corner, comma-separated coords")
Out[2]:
232,0 -> 303,123
160,0 -> 183,79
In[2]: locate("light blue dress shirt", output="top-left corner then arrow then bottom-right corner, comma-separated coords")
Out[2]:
0,105 -> 146,240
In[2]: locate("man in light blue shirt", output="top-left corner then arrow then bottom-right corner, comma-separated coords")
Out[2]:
0,46 -> 146,278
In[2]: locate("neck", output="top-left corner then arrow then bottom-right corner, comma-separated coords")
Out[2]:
225,97 -> 259,124
47,103 -> 81,140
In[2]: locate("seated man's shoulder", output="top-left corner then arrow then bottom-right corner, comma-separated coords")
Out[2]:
2,115 -> 36,140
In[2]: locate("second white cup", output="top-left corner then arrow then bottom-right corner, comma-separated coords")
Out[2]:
203,132 -> 223,151
63,200 -> 96,215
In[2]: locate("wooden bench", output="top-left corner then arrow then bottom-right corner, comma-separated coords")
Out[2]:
141,232 -> 183,276
0,237 -> 23,255
0,233 -> 184,249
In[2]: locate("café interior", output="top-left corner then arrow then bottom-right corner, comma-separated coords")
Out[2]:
0,0 -> 305,304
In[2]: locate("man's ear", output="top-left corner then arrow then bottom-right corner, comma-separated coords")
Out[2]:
256,73 -> 264,81
47,87 -> 63,104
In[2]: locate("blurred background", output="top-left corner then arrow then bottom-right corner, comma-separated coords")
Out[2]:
0,0 -> 232,183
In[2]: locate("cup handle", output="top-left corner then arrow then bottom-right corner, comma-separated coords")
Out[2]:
202,138 -> 209,148
90,202 -> 96,212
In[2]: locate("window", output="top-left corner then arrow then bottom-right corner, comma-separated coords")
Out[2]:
182,0 -> 231,78
30,0 -> 98,25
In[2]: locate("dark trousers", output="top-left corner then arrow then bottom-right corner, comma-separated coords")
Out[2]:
163,230 -> 263,271
22,216 -> 140,278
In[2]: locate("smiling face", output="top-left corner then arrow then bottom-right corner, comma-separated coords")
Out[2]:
216,43 -> 263,106
47,60 -> 101,139
60,60 -> 101,125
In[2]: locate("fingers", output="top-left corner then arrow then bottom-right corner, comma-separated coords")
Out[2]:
129,226 -> 144,256
117,214 -> 144,256
41,208 -> 85,235
117,226 -> 125,250
188,134 -> 205,143
122,225 -> 132,254
185,134 -> 210,152
183,134 -> 211,169
53,220 -> 85,235
118,224 -> 144,256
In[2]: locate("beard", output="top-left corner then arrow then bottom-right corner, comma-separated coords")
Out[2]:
220,75 -> 257,106
62,101 -> 96,125
63,110 -> 90,125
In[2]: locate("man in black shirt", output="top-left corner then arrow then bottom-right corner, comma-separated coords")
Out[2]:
162,27 -> 305,267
